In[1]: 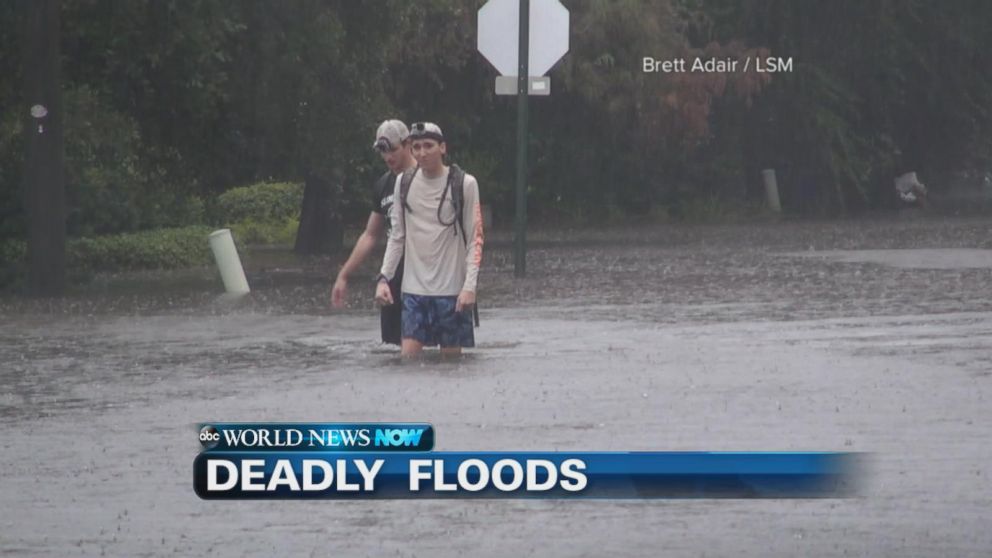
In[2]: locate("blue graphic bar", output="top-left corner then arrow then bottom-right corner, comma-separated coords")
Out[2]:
197,423 -> 434,452
194,452 -> 862,499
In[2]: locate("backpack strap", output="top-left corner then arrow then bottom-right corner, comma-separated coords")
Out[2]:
446,164 -> 468,243
445,164 -> 480,328
399,166 -> 419,214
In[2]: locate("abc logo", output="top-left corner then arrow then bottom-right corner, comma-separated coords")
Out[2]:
199,425 -> 220,449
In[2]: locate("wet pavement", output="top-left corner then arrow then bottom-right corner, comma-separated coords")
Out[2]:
2,216 -> 991,557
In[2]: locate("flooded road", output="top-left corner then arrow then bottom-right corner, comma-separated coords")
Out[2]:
2,217 -> 991,557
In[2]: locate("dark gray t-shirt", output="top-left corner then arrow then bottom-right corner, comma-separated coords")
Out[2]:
372,171 -> 397,234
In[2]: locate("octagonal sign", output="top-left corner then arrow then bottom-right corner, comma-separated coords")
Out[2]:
478,0 -> 569,77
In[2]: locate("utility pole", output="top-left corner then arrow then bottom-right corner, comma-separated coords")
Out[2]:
23,0 -> 66,296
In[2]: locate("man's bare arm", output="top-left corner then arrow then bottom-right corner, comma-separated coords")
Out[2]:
379,176 -> 406,282
331,212 -> 385,307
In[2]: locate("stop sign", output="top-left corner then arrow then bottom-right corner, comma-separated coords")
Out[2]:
477,0 -> 569,77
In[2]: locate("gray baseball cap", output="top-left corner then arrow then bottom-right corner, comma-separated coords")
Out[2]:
373,119 -> 409,152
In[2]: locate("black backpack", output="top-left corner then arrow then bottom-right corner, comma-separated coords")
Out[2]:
398,164 -> 479,326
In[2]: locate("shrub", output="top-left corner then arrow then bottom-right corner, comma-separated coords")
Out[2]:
676,195 -> 773,223
227,217 -> 300,246
1,226 -> 225,289
0,237 -> 25,266
216,181 -> 304,224
0,238 -> 25,289
67,226 -> 215,271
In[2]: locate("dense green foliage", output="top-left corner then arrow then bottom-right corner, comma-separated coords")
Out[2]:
68,225 -> 215,270
1,225 -> 214,275
3,0 -> 992,244
216,181 -> 303,224
227,218 -> 300,247
214,181 -> 303,246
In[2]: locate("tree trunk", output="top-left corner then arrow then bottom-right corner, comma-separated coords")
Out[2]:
293,171 -> 343,255
23,0 -> 65,296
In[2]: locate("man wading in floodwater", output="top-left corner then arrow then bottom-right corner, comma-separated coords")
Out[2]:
375,122 -> 484,357
331,119 -> 416,345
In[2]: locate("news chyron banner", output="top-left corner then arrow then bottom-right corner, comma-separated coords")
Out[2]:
194,423 -> 862,499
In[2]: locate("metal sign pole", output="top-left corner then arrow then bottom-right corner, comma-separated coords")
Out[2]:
514,0 -> 530,277
479,0 -> 568,276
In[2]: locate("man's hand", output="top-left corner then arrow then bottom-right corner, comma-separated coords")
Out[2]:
331,275 -> 348,308
455,290 -> 476,313
375,280 -> 394,306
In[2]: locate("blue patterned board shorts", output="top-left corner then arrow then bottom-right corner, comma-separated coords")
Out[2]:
401,294 -> 475,348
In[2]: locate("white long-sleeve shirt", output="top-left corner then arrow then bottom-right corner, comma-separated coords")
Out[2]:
380,167 -> 483,296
